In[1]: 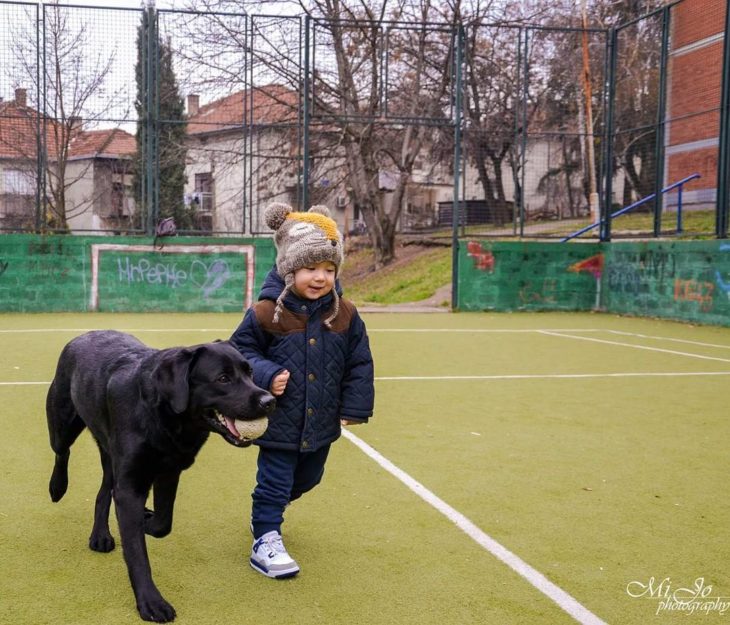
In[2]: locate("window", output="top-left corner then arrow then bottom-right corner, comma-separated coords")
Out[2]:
194,173 -> 214,213
3,170 -> 34,195
110,182 -> 132,217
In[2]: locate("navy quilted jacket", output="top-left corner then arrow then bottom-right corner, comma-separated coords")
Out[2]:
230,268 -> 374,453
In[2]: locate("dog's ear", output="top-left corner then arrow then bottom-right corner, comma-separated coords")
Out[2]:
154,348 -> 195,414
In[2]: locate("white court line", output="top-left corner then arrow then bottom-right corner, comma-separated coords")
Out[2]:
342,428 -> 607,625
0,382 -> 51,386
607,330 -> 730,350
368,328 -> 602,333
539,331 -> 730,364
375,371 -> 730,380
4,371 -> 730,387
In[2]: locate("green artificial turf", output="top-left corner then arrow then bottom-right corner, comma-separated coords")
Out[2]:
1,312 -> 729,624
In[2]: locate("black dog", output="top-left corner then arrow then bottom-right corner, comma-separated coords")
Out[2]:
46,331 -> 275,622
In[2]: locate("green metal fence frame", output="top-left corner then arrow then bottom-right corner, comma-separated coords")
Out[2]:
1,1 -> 729,241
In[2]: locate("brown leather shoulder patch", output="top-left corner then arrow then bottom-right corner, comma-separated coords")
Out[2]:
254,300 -> 306,335
328,298 -> 356,333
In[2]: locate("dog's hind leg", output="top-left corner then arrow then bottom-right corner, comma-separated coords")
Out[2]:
89,447 -> 116,553
46,379 -> 86,503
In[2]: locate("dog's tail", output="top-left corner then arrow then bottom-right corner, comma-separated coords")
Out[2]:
46,371 -> 85,503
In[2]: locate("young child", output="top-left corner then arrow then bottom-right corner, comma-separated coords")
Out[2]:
230,202 -> 374,579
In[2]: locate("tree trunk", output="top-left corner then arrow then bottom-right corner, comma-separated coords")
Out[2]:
561,136 -> 574,218
491,154 -> 510,225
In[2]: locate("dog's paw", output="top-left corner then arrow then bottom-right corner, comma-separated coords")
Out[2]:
144,508 -> 171,538
137,594 -> 176,623
88,531 -> 115,553
49,466 -> 69,502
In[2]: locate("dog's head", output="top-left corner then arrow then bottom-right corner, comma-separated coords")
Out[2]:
153,341 -> 275,447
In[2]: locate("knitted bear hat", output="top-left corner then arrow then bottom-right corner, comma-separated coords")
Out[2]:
265,202 -> 344,327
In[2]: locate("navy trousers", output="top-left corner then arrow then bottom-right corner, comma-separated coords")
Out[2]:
251,444 -> 331,538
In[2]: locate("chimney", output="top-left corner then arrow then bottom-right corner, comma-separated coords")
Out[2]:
15,88 -> 27,108
187,94 -> 199,116
69,116 -> 83,132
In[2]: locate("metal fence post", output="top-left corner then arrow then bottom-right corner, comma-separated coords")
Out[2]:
512,26 -> 522,237
716,0 -> 730,238
143,3 -> 158,236
601,27 -> 618,242
519,27 -> 529,238
35,3 -> 43,231
451,23 -> 464,310
301,14 -> 311,211
653,7 -> 670,237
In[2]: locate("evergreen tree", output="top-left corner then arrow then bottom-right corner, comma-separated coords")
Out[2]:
133,9 -> 191,232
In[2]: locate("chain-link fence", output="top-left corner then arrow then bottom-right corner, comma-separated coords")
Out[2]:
0,1 -> 728,240
459,24 -> 608,239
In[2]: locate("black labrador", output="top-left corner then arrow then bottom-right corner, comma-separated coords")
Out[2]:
46,330 -> 275,622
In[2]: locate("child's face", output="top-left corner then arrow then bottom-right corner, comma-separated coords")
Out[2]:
293,261 -> 336,300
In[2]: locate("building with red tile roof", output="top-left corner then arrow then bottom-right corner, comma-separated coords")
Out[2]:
0,88 -> 137,231
184,84 -> 316,234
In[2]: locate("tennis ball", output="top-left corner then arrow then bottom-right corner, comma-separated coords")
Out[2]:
234,416 -> 268,441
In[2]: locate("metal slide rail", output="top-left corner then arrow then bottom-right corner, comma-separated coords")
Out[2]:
561,173 -> 701,242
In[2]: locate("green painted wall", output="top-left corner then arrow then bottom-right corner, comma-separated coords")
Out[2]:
458,241 -> 602,312
458,239 -> 730,327
603,241 -> 730,326
0,234 -> 275,313
4,234 -> 730,327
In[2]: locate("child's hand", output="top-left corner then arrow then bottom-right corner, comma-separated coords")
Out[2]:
270,370 -> 290,396
340,419 -> 361,426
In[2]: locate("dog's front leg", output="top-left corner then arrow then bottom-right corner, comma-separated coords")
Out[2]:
144,471 -> 181,538
114,487 -> 176,623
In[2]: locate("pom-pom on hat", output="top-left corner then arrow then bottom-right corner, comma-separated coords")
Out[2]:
265,202 -> 344,327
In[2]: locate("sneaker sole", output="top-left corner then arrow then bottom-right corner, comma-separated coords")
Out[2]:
249,558 -> 300,579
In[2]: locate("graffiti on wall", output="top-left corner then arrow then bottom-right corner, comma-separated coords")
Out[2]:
116,256 -> 231,300
466,241 -> 495,272
607,248 -> 678,295
715,244 -> 730,301
568,253 -> 604,309
91,243 -> 255,312
673,278 -> 715,311
519,278 -> 557,305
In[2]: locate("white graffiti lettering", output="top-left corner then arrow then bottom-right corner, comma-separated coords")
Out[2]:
116,256 -> 231,299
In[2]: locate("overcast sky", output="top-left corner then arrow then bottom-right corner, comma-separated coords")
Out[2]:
58,0 -> 179,7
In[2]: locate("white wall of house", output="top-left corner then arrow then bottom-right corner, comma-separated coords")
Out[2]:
458,139 -> 593,220
186,129 -> 357,235
186,134 -> 245,233
64,159 -> 97,231
63,159 -> 135,232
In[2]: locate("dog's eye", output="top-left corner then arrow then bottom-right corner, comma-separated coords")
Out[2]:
217,374 -> 231,384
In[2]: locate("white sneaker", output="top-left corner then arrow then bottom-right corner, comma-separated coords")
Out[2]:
250,531 -> 300,579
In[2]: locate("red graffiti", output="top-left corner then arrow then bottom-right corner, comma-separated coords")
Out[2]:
673,278 -> 714,312
466,241 -> 495,272
568,253 -> 604,279
519,279 -> 557,305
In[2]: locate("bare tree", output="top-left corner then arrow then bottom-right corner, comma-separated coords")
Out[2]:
308,0 -> 460,265
4,3 -> 127,230
591,0 -> 665,207
176,0 -> 461,266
